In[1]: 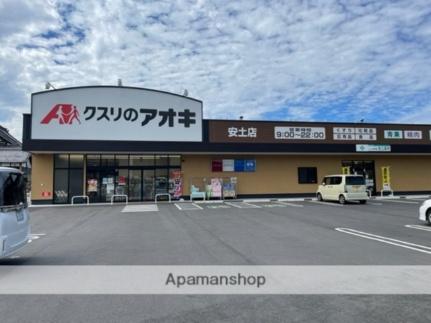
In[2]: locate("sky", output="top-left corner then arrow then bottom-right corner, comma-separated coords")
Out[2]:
1,0 -> 431,140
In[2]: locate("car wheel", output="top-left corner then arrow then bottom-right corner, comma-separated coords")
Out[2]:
339,195 -> 346,204
360,200 -> 367,204
317,193 -> 323,201
427,209 -> 431,225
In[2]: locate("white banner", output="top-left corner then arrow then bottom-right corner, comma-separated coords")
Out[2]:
0,266 -> 431,294
333,127 -> 377,141
31,87 -> 203,142
356,144 -> 391,152
274,127 -> 326,140
404,130 -> 422,140
384,130 -> 403,139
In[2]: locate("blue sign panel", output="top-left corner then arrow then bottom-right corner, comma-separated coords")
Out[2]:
244,159 -> 256,172
234,159 -> 245,172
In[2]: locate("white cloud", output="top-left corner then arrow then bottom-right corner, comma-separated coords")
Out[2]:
0,0 -> 431,140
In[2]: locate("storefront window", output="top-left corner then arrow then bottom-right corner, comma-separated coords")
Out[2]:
115,155 -> 129,167
155,155 -> 169,166
130,155 -> 154,166
69,155 -> 84,168
54,169 -> 68,203
69,169 -> 84,198
169,155 -> 181,167
155,168 -> 168,194
55,154 -> 69,168
298,167 -> 317,184
53,154 -> 84,203
83,154 -> 181,202
115,169 -> 128,195
87,155 -> 100,167
101,155 -> 115,167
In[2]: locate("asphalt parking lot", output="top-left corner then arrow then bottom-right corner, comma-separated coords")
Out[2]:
1,198 -> 431,322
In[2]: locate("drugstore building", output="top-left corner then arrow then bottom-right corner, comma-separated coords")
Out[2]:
22,86 -> 431,204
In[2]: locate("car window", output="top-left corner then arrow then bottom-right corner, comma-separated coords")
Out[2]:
322,177 -> 328,185
346,176 -> 365,185
330,176 -> 342,185
0,172 -> 26,206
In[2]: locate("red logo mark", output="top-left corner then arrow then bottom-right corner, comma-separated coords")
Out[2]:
41,104 -> 81,124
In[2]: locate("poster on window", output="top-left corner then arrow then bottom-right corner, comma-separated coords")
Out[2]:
87,179 -> 98,192
169,170 -> 183,198
211,178 -> 222,198
118,176 -> 126,186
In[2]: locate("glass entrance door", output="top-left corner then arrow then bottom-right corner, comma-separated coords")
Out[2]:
100,171 -> 116,202
342,160 -> 376,195
129,169 -> 142,201
143,170 -> 154,200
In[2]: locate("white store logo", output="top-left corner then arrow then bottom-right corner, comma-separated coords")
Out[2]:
228,127 -> 257,138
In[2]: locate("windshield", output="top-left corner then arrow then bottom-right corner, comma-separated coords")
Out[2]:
0,171 -> 26,207
346,176 -> 365,185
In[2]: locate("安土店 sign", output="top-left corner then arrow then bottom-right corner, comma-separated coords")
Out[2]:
274,127 -> 326,140
31,87 -> 203,142
356,144 -> 391,152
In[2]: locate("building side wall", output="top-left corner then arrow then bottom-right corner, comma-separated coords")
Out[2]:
31,154 -> 53,201
374,156 -> 431,192
182,154 -> 431,195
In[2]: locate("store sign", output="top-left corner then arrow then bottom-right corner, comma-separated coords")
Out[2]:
228,127 -> 257,138
384,130 -> 403,139
356,144 -> 391,152
274,127 -> 325,140
32,87 -> 203,141
244,160 -> 256,172
222,159 -> 235,172
404,130 -> 422,139
333,127 -> 377,141
381,166 -> 391,190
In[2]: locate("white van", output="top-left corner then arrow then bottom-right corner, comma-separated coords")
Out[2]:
317,174 -> 369,204
0,167 -> 30,258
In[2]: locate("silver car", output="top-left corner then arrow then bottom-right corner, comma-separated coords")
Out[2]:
0,167 -> 30,258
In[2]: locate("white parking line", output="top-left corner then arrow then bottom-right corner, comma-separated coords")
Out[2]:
405,225 -> 431,232
309,201 -> 343,207
191,203 -> 203,210
225,202 -> 261,209
369,202 -> 383,206
122,204 -> 159,212
335,228 -> 431,255
259,203 -> 286,208
206,204 -> 231,209
276,201 -> 304,208
174,203 -> 203,210
381,200 -> 420,205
